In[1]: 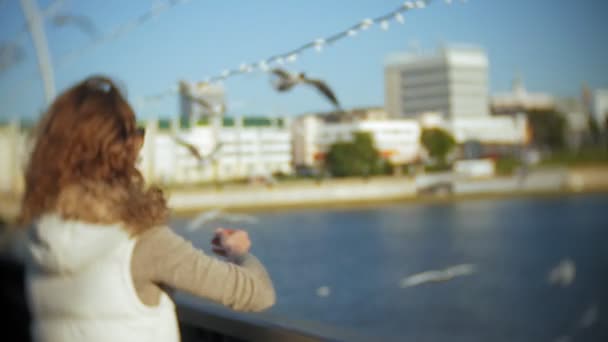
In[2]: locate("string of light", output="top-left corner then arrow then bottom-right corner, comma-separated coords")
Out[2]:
141,0 -> 465,104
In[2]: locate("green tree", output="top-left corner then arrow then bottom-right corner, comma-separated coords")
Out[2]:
325,132 -> 389,177
420,128 -> 456,165
526,110 -> 567,150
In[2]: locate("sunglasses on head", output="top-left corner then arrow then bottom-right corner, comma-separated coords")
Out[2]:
136,127 -> 146,137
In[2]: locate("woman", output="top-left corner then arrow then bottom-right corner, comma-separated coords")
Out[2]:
19,76 -> 275,342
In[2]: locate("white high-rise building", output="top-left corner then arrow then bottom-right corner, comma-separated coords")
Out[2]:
594,89 -> 608,129
385,46 -> 489,119
179,81 -> 225,122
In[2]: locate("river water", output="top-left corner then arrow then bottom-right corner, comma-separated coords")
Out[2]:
173,194 -> 608,341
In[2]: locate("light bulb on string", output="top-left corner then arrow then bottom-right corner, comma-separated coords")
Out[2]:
258,60 -> 269,71
394,12 -> 405,24
221,69 -> 230,77
380,20 -> 389,30
360,18 -> 373,30
239,63 -> 248,72
148,2 -> 169,21
347,29 -> 358,37
275,57 -> 285,65
415,0 -> 426,8
314,38 -> 325,52
403,1 -> 414,9
286,54 -> 298,63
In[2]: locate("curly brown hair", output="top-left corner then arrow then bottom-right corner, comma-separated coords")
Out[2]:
18,76 -> 168,234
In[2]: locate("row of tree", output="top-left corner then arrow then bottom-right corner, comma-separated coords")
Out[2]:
323,109 -> 608,177
324,128 -> 456,177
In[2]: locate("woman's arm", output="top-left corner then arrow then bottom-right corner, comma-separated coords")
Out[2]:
132,226 -> 275,312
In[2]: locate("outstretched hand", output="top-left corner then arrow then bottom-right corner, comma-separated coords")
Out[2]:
211,228 -> 251,258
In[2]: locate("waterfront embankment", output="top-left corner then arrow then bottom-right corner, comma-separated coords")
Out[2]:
1,166 -> 607,220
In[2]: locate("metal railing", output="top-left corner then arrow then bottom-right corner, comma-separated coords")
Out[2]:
0,254 -> 363,342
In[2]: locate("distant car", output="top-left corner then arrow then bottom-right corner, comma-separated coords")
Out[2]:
418,181 -> 453,197
295,166 -> 319,178
248,174 -> 277,186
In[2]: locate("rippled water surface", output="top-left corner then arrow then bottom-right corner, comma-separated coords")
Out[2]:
173,194 -> 608,341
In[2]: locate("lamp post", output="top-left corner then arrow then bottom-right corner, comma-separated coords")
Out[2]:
19,0 -> 56,104
211,103 -> 225,190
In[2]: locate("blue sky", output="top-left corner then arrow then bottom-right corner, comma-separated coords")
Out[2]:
1,0 -> 607,120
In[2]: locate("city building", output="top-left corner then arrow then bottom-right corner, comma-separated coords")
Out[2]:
491,76 -> 555,115
292,109 -> 422,169
139,116 -> 292,184
0,120 -> 27,194
555,97 -> 589,149
419,111 -> 529,146
178,81 -> 226,122
594,89 -> 608,130
384,46 -> 489,119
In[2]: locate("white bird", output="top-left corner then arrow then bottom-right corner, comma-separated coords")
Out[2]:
552,304 -> 599,342
186,208 -> 258,232
399,264 -> 476,288
172,136 -> 222,167
547,258 -> 576,287
553,336 -> 571,342
270,68 -> 341,109
0,42 -> 25,73
316,286 -> 331,298
220,213 -> 259,224
51,13 -> 99,39
186,208 -> 223,232
578,304 -> 598,329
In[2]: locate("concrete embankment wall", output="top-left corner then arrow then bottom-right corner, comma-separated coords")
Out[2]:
565,166 -> 608,192
167,177 -> 417,213
1,167 -> 607,219
454,168 -> 569,195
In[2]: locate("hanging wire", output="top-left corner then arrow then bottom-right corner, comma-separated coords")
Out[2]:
55,0 -> 192,69
141,0 -> 467,104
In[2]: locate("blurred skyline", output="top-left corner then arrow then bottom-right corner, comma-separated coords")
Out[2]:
1,0 -> 607,120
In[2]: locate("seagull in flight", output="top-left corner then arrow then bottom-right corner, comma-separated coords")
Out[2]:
186,208 -> 258,232
51,13 -> 99,39
399,264 -> 476,288
270,68 -> 341,109
547,258 -> 576,287
172,136 -> 222,167
0,42 -> 25,73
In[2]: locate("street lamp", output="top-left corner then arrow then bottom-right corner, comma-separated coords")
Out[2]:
19,0 -> 56,104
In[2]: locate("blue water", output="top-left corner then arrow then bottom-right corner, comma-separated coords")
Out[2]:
173,194 -> 608,341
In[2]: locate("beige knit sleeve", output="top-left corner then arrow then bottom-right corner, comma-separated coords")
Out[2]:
131,226 -> 275,312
